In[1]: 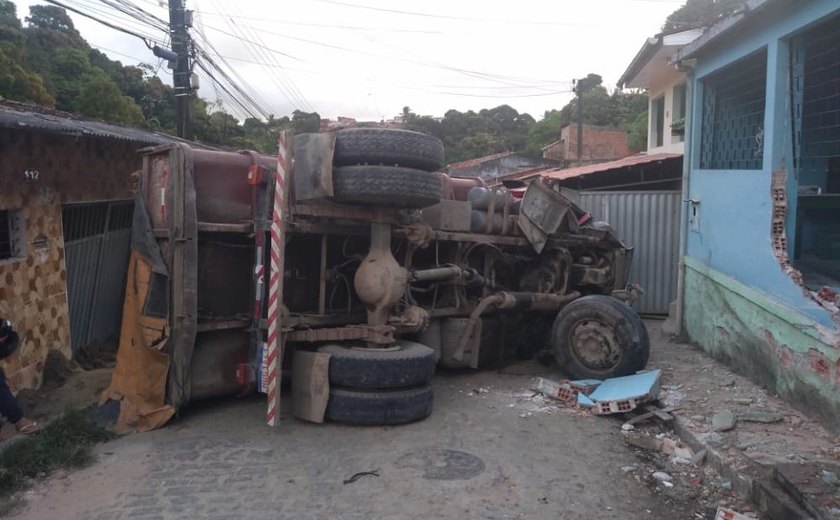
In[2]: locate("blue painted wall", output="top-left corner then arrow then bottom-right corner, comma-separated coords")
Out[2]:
685,0 -> 840,328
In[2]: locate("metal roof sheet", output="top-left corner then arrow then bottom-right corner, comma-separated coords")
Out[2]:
0,100 -> 205,147
540,153 -> 683,181
447,151 -> 514,170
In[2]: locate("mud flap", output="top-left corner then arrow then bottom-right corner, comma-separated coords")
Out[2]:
293,132 -> 336,201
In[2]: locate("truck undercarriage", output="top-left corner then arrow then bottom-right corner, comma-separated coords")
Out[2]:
103,128 -> 649,430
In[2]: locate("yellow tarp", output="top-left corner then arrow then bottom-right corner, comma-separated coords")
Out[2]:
100,251 -> 174,433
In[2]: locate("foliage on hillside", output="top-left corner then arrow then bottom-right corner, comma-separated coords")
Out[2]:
663,0 -> 743,31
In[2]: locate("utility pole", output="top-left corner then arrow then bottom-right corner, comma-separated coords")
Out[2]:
573,78 -> 584,166
168,0 -> 193,140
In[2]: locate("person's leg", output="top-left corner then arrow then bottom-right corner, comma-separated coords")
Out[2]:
0,369 -> 23,424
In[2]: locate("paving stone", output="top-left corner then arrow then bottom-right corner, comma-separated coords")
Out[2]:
712,410 -> 736,432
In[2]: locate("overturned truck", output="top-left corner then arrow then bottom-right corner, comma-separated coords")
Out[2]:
102,128 -> 649,431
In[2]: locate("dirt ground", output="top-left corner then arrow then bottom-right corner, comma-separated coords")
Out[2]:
0,353 -> 112,442
3,321 -> 779,520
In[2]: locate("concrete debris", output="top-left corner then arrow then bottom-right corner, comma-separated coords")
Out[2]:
739,411 -> 784,424
625,434 -> 663,452
662,480 -> 674,488
661,438 -> 678,455
715,507 -> 752,520
577,393 -> 596,409
652,471 -> 672,483
691,449 -> 707,466
821,469 -> 838,486
588,370 -> 661,415
712,410 -> 737,432
720,480 -> 732,490
673,446 -> 694,460
621,423 -> 635,432
533,372 -> 661,415
621,466 -> 636,473
569,379 -> 602,395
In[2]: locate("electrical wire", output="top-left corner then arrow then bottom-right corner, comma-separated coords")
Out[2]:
44,0 -> 163,46
205,0 -> 312,112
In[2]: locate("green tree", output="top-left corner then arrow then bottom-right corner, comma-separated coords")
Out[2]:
291,109 -> 320,133
76,72 -> 144,125
626,110 -> 648,152
522,74 -> 649,156
23,4 -> 86,75
524,110 -> 563,156
663,0 -> 743,31
0,0 -> 53,105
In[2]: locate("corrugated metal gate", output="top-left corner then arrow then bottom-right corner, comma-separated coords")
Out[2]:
63,200 -> 133,352
578,191 -> 681,314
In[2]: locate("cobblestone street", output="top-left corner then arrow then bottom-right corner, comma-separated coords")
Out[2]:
10,367 -> 713,520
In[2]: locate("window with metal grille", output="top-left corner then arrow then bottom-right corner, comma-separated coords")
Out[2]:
651,95 -> 665,148
700,49 -> 767,170
671,83 -> 687,144
791,15 -> 840,193
790,14 -> 840,284
0,210 -> 25,261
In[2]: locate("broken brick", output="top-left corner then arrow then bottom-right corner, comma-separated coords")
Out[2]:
809,349 -> 831,379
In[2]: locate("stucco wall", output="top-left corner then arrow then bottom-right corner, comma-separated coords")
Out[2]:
647,68 -> 687,155
682,0 -> 840,430
684,258 -> 840,430
0,129 -> 139,391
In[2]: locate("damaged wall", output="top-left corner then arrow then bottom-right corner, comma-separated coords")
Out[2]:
0,129 -> 140,392
684,258 -> 840,431
682,0 -> 840,431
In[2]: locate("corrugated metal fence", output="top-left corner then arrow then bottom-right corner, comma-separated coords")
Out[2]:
578,191 -> 681,314
63,200 -> 133,352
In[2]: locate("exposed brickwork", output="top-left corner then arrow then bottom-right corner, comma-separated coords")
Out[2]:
0,129 -> 140,392
808,348 -> 831,380
544,125 -> 631,164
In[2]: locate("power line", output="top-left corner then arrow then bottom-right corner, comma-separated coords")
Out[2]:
309,0 -> 598,26
196,11 -> 443,33
44,0 -> 164,45
205,0 -> 312,112
66,0 -> 167,37
201,22 -> 570,87
227,16 -> 314,111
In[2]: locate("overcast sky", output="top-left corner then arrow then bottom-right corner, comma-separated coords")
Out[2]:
16,0 -> 682,121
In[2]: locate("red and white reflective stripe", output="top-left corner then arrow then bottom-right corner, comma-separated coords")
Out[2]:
266,131 -> 288,426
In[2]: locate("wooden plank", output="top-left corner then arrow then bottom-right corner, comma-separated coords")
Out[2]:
291,350 -> 330,423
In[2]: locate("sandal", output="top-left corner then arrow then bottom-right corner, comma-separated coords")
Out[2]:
15,418 -> 39,435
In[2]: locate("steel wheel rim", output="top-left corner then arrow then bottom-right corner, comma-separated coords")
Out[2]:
567,318 -> 622,372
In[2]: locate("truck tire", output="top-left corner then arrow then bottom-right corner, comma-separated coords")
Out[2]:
325,385 -> 434,426
334,128 -> 445,172
332,165 -> 441,208
319,340 -> 435,390
551,295 -> 649,380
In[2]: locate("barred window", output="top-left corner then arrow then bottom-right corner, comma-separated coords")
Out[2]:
700,50 -> 768,170
0,210 -> 25,261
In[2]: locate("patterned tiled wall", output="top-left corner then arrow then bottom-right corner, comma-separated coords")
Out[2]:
0,129 -> 142,392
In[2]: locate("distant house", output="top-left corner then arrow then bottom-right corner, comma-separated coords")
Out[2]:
671,0 -> 840,429
503,28 -> 703,191
0,100 -> 191,392
541,124 -> 631,167
446,152 -> 560,182
491,29 -> 703,316
618,27 -> 705,154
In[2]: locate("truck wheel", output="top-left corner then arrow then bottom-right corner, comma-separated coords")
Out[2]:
325,385 -> 434,426
334,128 -> 445,172
332,165 -> 441,208
318,340 -> 435,390
551,295 -> 649,380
